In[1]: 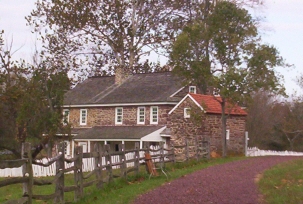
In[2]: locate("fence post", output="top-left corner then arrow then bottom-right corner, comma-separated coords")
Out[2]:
159,142 -> 164,168
74,145 -> 83,201
119,144 -> 127,179
170,141 -> 175,163
195,136 -> 199,161
54,142 -> 65,204
104,145 -> 113,183
134,142 -> 140,176
185,139 -> 189,162
245,131 -> 249,156
94,143 -> 103,188
22,142 -> 33,204
144,142 -> 150,172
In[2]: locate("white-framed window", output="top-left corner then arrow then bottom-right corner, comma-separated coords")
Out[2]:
115,107 -> 123,125
150,106 -> 158,124
137,107 -> 145,124
189,86 -> 196,94
80,109 -> 87,125
64,141 -> 70,156
226,129 -> 230,140
63,109 -> 70,125
184,108 -> 191,118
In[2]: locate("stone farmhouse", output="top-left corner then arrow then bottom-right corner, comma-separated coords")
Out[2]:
62,71 -> 247,157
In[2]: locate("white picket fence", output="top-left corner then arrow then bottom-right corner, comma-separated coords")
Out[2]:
247,147 -> 303,157
0,151 -> 147,177
0,145 -> 169,178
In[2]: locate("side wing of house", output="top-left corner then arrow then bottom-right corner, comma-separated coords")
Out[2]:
168,93 -> 247,156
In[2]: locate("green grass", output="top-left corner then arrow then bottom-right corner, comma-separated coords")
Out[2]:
258,159 -> 303,204
0,157 -> 243,204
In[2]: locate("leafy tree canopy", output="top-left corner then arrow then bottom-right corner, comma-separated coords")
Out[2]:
0,31 -> 70,158
170,1 -> 288,156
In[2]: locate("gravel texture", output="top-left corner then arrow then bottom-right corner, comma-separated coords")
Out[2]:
133,156 -> 302,204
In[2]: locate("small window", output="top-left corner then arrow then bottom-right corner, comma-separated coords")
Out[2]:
189,86 -> 196,94
80,109 -> 87,125
184,108 -> 191,118
63,109 -> 70,125
226,129 -> 230,140
150,106 -> 158,124
115,107 -> 123,125
137,107 -> 145,124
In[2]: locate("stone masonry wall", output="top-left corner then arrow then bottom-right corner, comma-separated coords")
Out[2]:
167,98 -> 204,159
168,97 -> 247,158
68,105 -> 173,127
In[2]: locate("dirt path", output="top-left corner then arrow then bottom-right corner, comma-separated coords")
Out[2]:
133,156 -> 302,204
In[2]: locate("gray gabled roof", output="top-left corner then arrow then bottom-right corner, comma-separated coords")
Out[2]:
74,126 -> 165,140
64,72 -> 184,105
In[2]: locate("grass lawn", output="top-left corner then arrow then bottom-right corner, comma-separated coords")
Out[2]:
258,158 -> 303,204
1,157 -> 243,204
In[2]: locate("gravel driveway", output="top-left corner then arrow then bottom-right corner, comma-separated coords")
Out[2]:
133,156 -> 302,204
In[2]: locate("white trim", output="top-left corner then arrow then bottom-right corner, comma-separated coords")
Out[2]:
115,107 -> 123,125
74,139 -> 142,142
189,86 -> 197,94
80,109 -> 87,125
226,129 -> 230,140
169,94 -> 204,115
63,109 -> 70,125
62,102 -> 177,108
137,107 -> 145,124
170,86 -> 185,97
150,106 -> 158,124
72,140 -> 75,157
64,141 -> 71,156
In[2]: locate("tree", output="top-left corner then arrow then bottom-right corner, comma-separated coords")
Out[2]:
273,101 -> 303,151
26,0 -> 191,80
0,31 -> 70,159
26,0 -> 264,81
170,1 -> 286,157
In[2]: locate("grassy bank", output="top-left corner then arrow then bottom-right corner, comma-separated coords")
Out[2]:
258,158 -> 303,204
1,157 -> 243,203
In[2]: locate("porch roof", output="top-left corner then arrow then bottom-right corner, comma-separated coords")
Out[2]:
74,126 -> 166,140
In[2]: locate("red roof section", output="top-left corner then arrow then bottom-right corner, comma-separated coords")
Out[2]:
189,93 -> 247,116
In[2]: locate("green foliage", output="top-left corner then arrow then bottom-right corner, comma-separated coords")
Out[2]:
0,31 -> 71,157
258,159 -> 303,204
170,1 -> 287,157
171,1 -> 286,101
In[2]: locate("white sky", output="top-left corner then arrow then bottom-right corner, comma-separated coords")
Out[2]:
0,0 -> 302,96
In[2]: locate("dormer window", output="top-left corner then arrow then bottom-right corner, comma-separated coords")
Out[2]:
189,86 -> 196,94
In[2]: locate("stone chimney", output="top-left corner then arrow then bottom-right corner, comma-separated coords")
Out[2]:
115,66 -> 130,85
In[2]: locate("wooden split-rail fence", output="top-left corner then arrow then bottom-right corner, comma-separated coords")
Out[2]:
0,138 -> 210,204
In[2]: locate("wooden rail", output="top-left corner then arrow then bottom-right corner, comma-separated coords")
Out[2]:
0,137 -> 209,204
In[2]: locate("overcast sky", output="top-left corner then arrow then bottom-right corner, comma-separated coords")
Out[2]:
0,0 -> 302,96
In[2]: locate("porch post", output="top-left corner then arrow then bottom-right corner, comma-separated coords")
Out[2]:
139,141 -> 143,149
88,140 -> 91,153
